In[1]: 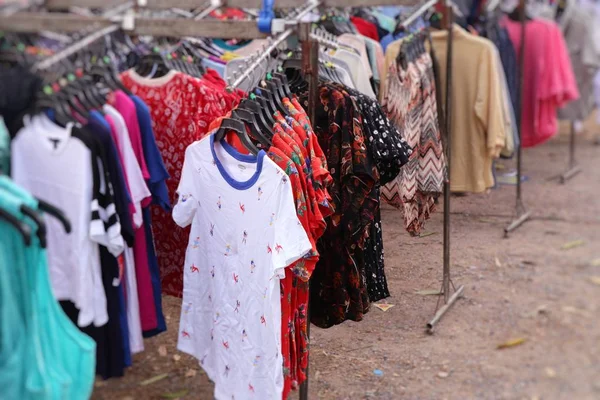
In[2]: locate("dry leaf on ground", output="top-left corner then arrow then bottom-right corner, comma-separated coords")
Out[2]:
497,338 -> 526,349
419,232 -> 437,238
184,369 -> 197,378
139,373 -> 169,386
561,240 -> 585,250
158,345 -> 168,357
589,276 -> 600,286
373,303 -> 395,312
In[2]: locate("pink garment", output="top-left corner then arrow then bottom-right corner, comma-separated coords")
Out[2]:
502,17 -> 579,147
111,91 -> 152,181
109,92 -> 158,331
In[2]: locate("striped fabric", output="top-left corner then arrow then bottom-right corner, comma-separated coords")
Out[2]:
381,50 -> 445,236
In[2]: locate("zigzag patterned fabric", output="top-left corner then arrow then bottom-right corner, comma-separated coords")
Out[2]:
381,51 -> 446,235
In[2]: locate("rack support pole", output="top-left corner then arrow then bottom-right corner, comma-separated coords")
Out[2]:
427,3 -> 464,334
504,0 -> 531,237
298,21 -> 319,400
559,121 -> 582,183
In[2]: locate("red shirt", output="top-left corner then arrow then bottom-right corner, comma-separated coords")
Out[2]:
350,16 -> 380,41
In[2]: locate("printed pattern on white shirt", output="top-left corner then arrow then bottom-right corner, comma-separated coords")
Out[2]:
173,135 -> 311,400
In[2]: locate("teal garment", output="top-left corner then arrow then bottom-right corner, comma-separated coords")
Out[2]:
0,117 -> 9,175
0,177 -> 96,400
371,10 -> 397,32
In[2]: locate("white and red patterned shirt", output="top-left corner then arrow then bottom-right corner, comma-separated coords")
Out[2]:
173,134 -> 311,400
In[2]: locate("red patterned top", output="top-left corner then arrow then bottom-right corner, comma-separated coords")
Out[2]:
121,69 -> 241,297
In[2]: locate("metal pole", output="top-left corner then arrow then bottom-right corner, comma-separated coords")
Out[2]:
442,4 -> 453,306
559,121 -> 582,183
298,21 -> 318,400
427,2 -> 464,333
504,0 -> 532,236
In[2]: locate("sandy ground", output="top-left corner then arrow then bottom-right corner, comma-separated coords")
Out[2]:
92,124 -> 600,400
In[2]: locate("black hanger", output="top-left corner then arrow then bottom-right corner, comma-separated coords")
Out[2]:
214,118 -> 260,155
19,204 -> 46,248
253,94 -> 277,127
238,98 -> 273,136
0,207 -> 32,246
262,80 -> 287,115
272,71 -> 293,98
231,108 -> 271,148
37,198 -> 71,233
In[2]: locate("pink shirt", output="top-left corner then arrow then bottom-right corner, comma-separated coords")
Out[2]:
110,91 -> 158,331
502,17 -> 579,147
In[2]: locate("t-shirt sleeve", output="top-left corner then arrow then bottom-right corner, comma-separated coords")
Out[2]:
172,144 -> 199,228
81,129 -> 125,257
271,171 -> 312,275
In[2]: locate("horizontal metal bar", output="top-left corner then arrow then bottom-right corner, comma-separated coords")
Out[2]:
0,13 -> 113,32
44,0 -> 419,10
0,13 -> 269,38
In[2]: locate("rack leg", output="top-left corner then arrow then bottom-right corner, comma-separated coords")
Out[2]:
427,285 -> 464,333
504,0 -> 531,237
559,121 -> 582,183
427,3 -> 464,332
298,21 -> 318,400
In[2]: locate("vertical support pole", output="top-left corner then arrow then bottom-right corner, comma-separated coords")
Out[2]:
504,0 -> 532,236
559,121 -> 582,183
442,3 -> 453,306
298,21 -> 318,400
427,1 -> 464,334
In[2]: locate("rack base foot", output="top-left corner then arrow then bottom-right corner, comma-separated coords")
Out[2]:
559,165 -> 582,184
504,210 -> 532,237
426,285 -> 464,334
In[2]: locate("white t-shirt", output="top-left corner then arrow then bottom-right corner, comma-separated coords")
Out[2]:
103,104 -> 151,229
11,114 -> 118,327
173,135 -> 311,400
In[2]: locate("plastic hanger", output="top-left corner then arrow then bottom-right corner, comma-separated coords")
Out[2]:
253,93 -> 277,127
37,198 -> 71,233
19,204 -> 46,248
0,207 -> 32,246
231,108 -> 271,148
214,118 -> 260,155
238,97 -> 273,136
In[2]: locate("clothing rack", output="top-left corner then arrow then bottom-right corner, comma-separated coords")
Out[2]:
426,0 -> 465,333
1,1 -> 463,397
504,0 -> 532,236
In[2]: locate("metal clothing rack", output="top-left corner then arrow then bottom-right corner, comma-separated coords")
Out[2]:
0,0 -> 467,397
504,0 -> 532,236
426,1 -> 465,333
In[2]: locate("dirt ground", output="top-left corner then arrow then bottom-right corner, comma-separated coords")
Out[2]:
92,122 -> 600,400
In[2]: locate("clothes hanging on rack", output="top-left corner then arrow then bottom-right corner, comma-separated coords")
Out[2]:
555,0 -> 600,121
0,176 -> 96,400
380,33 -> 445,235
120,69 -> 243,298
302,81 -> 411,327
501,16 -> 579,147
174,133 -> 312,400
431,25 -> 507,193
